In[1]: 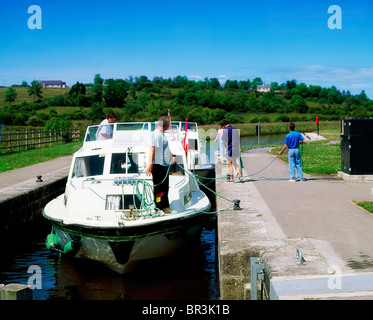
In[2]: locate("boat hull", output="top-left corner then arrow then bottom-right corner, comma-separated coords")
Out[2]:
191,165 -> 215,184
48,214 -> 206,274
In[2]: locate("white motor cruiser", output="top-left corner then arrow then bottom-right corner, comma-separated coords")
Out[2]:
172,121 -> 215,183
43,122 -> 211,274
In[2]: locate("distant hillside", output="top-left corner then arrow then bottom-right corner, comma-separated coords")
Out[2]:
0,75 -> 372,127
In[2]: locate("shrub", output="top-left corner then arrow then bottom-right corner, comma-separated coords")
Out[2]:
45,115 -> 72,131
274,115 -> 290,122
26,115 -> 45,126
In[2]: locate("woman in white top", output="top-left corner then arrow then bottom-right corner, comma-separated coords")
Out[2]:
214,123 -> 225,157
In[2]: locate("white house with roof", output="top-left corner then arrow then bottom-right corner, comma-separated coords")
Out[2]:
256,84 -> 271,92
39,80 -> 66,88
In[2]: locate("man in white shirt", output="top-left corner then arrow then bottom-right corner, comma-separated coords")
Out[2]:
96,113 -> 116,140
145,116 -> 174,214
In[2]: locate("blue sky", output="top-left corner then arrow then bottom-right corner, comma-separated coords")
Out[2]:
0,0 -> 372,97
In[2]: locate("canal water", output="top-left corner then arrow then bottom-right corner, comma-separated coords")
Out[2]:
0,222 -> 218,300
0,133 -> 284,300
241,133 -> 285,146
207,133 -> 285,163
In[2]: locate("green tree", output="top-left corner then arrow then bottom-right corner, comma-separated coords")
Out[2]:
91,74 -> 104,102
327,90 -> 342,104
238,80 -> 250,90
290,94 -> 308,113
318,88 -> 328,100
357,90 -> 369,102
209,78 -> 221,89
285,79 -> 297,91
136,92 -> 150,109
129,85 -> 137,99
247,96 -> 260,113
224,80 -> 239,89
87,102 -> 105,122
4,87 -> 17,105
251,77 -> 263,90
104,79 -> 129,108
69,82 -> 88,107
172,75 -> 189,88
135,75 -> 151,91
45,115 -> 71,131
28,80 -> 43,101
271,82 -> 281,91
232,92 -> 249,112
308,85 -> 322,98
26,114 -> 45,126
292,83 -> 308,98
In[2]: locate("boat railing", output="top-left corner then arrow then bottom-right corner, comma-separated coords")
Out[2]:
84,122 -> 181,145
172,121 -> 198,133
83,122 -> 154,144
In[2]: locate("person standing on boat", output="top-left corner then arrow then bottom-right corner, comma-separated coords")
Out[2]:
145,116 -> 174,214
221,120 -> 243,182
96,113 -> 116,140
278,122 -> 306,182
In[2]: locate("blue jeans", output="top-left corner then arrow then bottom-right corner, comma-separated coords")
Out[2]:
288,148 -> 303,180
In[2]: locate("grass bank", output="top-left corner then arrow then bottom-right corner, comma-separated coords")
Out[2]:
354,201 -> 373,214
0,87 -> 69,108
267,122 -> 342,175
0,141 -> 82,172
271,142 -> 342,175
200,120 -> 340,138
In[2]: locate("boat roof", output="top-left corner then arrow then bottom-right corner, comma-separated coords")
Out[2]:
81,122 -> 200,158
83,121 -> 199,147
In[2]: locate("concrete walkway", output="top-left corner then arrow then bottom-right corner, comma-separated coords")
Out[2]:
216,149 -> 373,299
0,155 -> 73,189
0,156 -> 73,201
241,151 -> 373,272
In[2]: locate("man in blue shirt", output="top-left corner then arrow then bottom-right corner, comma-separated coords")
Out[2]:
279,122 -> 306,182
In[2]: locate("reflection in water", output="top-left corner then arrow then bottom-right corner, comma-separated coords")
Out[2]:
0,221 -> 218,300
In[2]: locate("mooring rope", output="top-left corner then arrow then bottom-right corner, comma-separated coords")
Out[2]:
132,161 -> 239,217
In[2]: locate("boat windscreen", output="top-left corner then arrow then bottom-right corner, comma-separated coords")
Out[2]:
110,152 -> 146,174
116,123 -> 144,131
85,125 -> 114,142
180,122 -> 197,132
72,154 -> 105,178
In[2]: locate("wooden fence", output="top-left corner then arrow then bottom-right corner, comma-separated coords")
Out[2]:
0,128 -> 80,153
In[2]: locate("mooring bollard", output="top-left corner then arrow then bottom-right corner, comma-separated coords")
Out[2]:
233,199 -> 241,210
0,284 -> 33,300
